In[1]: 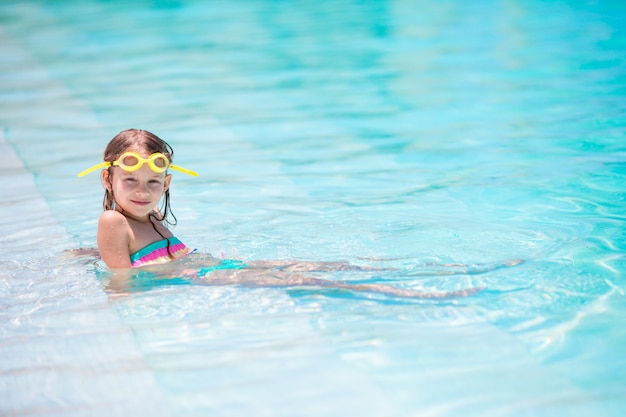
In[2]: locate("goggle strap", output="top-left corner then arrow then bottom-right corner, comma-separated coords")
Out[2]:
77,162 -> 111,177
169,164 -> 199,177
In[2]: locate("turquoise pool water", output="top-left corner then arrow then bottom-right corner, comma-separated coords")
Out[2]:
1,1 -> 625,416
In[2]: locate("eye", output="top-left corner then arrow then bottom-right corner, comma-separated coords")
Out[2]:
124,177 -> 137,183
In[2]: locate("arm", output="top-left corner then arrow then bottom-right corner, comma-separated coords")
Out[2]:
97,210 -> 132,268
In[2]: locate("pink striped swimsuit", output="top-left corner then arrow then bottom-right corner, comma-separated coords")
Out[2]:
129,237 -> 193,268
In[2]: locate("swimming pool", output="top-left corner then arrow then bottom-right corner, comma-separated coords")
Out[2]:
1,0 -> 625,415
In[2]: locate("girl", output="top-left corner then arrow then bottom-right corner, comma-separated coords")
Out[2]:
78,128 -> 196,269
79,129 -> 485,299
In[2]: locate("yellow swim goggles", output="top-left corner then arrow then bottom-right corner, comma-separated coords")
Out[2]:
78,152 -> 198,177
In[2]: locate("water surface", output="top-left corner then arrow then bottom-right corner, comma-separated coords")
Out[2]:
1,1 -> 625,416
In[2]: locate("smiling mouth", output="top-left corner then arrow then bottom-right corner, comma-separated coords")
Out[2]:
132,200 -> 151,206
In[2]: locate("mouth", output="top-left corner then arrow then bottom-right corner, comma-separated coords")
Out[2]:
132,200 -> 151,206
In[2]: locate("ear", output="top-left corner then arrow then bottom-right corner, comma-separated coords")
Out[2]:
101,169 -> 112,191
163,174 -> 172,193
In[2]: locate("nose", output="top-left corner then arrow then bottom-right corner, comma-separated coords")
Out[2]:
135,182 -> 150,196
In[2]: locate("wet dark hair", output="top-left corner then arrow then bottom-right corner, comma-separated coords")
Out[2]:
102,128 -> 178,229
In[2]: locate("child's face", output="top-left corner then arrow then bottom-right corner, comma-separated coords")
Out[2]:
102,150 -> 172,219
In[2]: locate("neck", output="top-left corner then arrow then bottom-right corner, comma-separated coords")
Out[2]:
117,208 -> 154,224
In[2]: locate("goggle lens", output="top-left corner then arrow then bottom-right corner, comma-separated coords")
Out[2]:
120,154 -> 139,167
153,156 -> 168,169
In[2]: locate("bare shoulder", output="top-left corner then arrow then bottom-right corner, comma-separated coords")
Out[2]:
97,210 -> 132,268
98,209 -> 128,226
